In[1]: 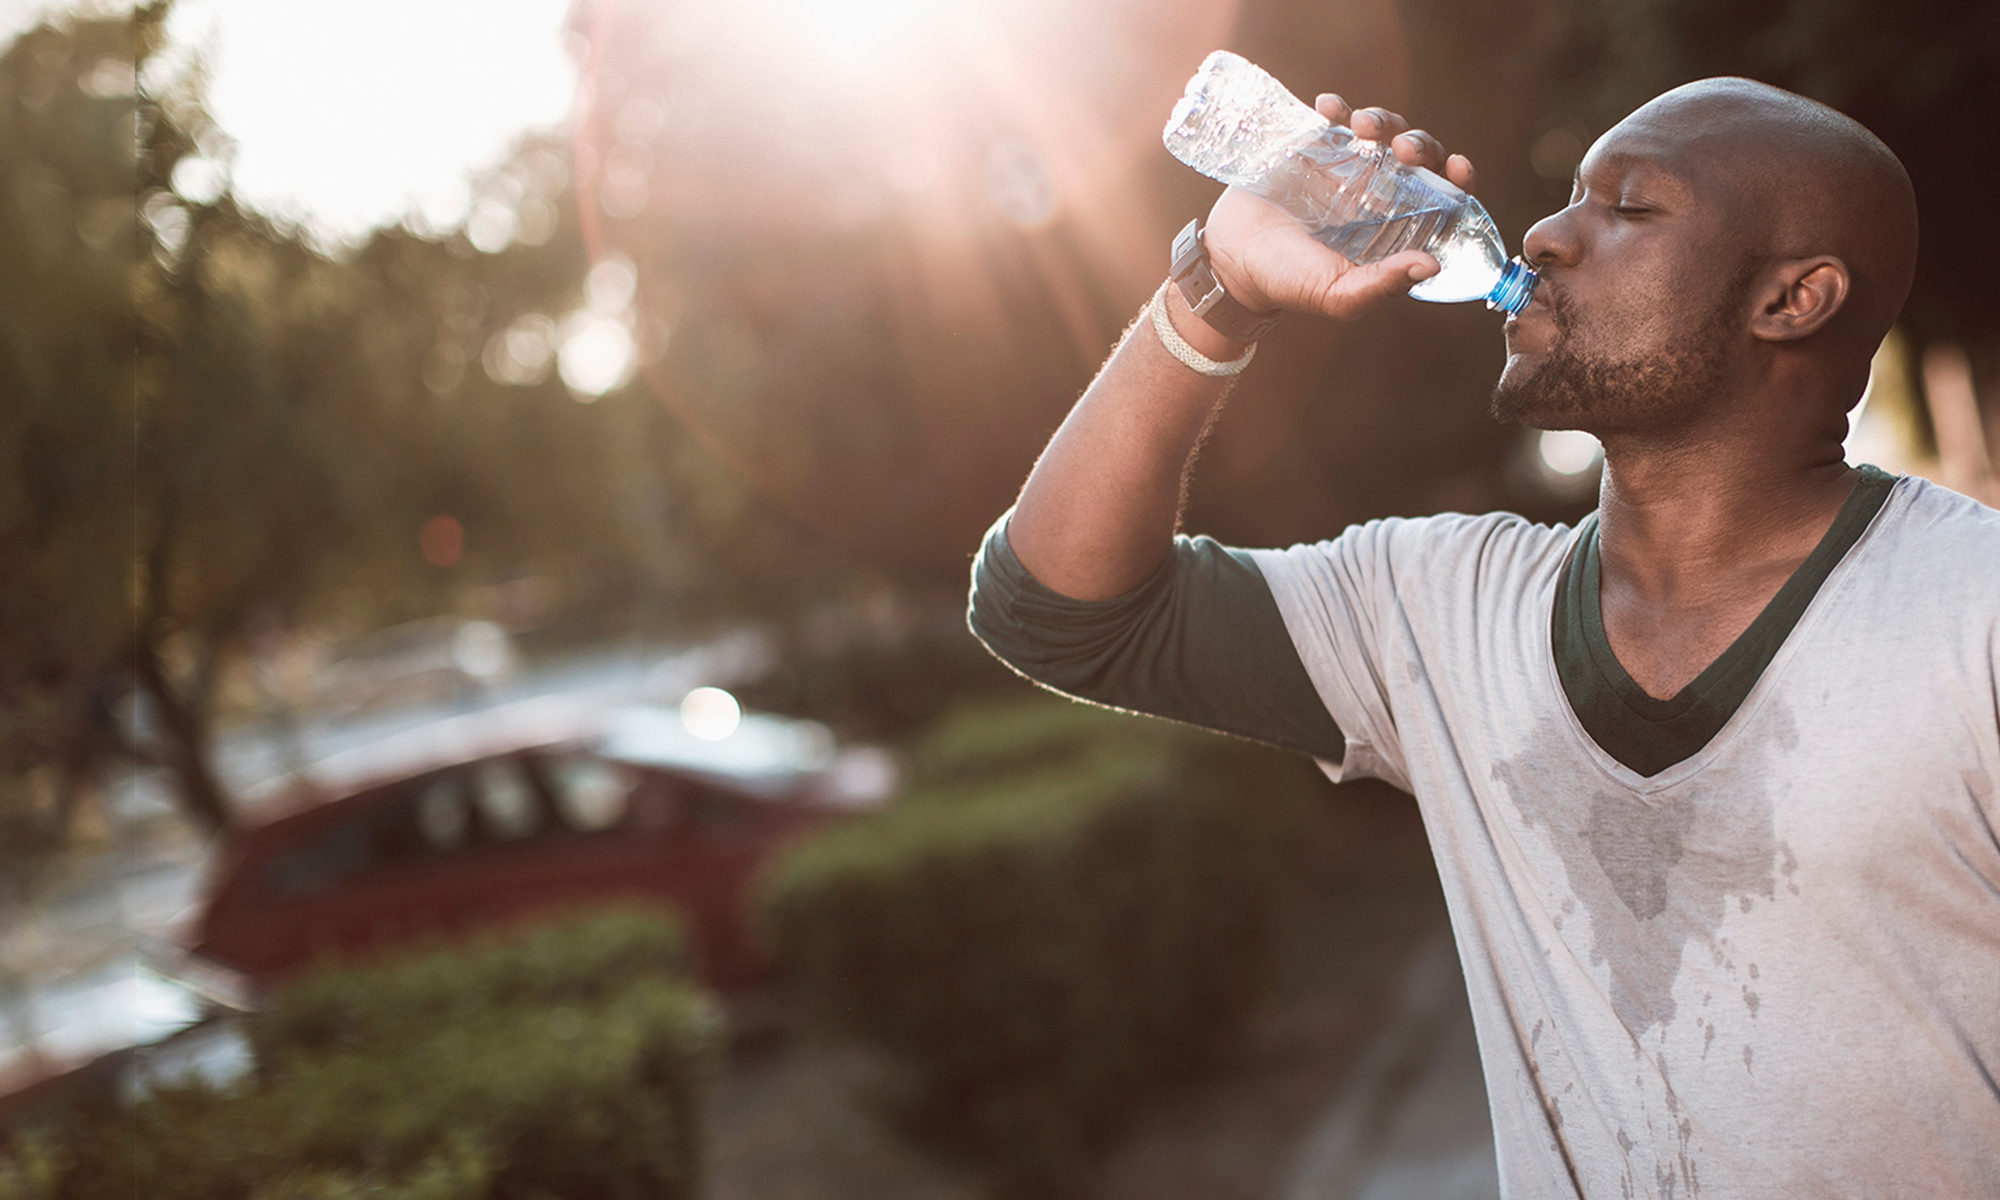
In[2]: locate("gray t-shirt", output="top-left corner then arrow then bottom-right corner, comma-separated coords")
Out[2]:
1247,476 -> 2000,1197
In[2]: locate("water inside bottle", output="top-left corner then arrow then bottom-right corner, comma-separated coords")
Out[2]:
1316,204 -> 1510,304
1317,207 -> 1452,270
1163,51 -> 1534,310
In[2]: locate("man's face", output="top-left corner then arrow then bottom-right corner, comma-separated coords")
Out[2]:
1490,110 -> 1760,435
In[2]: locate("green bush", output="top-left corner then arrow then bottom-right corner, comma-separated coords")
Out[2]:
251,906 -> 694,1063
758,699 -> 1326,1195
731,619 -> 1022,742
2,908 -> 718,1200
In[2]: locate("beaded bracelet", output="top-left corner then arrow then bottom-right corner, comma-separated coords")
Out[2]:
1149,281 -> 1257,378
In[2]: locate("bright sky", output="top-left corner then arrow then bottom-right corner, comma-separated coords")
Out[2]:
0,0 -> 62,40
6,0 -> 578,244
167,0 -> 577,243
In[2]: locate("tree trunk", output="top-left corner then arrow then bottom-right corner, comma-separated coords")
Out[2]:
134,633 -> 235,834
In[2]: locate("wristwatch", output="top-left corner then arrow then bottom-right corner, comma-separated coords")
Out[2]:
1169,219 -> 1283,343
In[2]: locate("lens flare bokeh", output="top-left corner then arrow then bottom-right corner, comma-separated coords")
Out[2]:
570,0 -> 1284,560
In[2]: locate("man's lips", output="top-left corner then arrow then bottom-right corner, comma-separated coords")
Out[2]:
1504,288 -> 1560,346
1505,283 -> 1560,334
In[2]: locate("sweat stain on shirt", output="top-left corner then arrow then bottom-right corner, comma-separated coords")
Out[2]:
1497,742 -> 1783,1038
1587,792 -> 1695,920
1239,482 -> 2000,1196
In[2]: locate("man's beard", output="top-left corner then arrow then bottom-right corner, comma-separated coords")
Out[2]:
1489,283 -> 1736,433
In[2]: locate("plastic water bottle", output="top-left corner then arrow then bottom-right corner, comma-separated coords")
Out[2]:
1163,51 -> 1536,314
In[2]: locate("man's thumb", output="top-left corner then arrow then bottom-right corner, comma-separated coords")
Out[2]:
1321,253 -> 1437,318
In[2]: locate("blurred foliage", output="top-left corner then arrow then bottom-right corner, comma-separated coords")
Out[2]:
0,10 -> 145,883
758,699 -> 1328,1195
248,905 -> 694,1061
0,4 -> 857,838
732,607 -> 1022,743
0,907 -> 719,1200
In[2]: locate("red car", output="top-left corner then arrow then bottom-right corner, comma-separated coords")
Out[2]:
189,697 -> 894,988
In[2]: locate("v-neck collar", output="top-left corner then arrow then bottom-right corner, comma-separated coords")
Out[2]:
1551,465 -> 1897,777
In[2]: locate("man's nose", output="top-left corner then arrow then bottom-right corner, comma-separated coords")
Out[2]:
1522,207 -> 1579,269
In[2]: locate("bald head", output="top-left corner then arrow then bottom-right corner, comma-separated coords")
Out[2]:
1616,78 -> 1918,360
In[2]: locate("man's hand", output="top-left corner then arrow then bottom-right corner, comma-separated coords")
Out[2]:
1001,96 -> 1476,601
1204,97 -> 1478,321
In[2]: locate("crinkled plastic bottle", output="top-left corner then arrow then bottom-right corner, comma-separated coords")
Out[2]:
1164,51 -> 1536,314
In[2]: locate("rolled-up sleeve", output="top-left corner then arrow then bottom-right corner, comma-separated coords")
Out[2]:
966,510 -> 1344,763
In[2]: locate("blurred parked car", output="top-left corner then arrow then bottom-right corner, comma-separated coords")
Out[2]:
187,695 -> 895,988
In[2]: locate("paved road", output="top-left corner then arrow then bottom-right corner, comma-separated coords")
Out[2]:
1273,930 -> 1501,1200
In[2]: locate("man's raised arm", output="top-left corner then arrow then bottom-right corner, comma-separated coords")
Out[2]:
967,99 -> 1476,762
1005,99 -> 1474,599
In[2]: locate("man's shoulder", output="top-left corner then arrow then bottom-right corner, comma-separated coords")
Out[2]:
1870,475 -> 2000,569
1849,477 -> 2000,629
1250,507 -> 1579,601
1320,507 -> 1577,567
1887,473 -> 2000,525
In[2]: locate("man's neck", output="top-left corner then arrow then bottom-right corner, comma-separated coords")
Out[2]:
1591,431 -> 1858,699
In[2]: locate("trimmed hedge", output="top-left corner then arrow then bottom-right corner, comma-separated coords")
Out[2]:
1,908 -> 719,1200
758,699 -> 1327,1195
251,906 -> 695,1062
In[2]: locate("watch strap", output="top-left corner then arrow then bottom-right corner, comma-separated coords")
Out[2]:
1169,220 -> 1283,343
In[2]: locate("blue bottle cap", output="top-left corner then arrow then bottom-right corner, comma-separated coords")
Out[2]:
1485,258 -> 1537,315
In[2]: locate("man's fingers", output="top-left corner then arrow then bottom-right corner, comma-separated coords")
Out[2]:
1314,94 -> 1351,126
1446,153 -> 1477,192
1349,106 -> 1410,141
1305,252 -> 1437,321
1320,102 -> 1477,192
1390,129 -> 1447,171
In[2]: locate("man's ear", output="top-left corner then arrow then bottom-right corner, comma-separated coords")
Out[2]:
1749,256 -> 1849,342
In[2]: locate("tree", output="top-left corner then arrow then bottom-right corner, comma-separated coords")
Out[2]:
0,10 -> 147,862
3,3 -> 846,838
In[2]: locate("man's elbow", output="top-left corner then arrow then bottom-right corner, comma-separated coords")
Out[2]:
965,574 -> 1036,680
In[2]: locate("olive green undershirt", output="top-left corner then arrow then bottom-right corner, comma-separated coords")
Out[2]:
1552,464 -> 1896,777
969,520 -> 1347,762
969,465 -> 1895,781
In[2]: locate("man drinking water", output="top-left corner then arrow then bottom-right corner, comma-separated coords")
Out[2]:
970,76 -> 2000,1197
